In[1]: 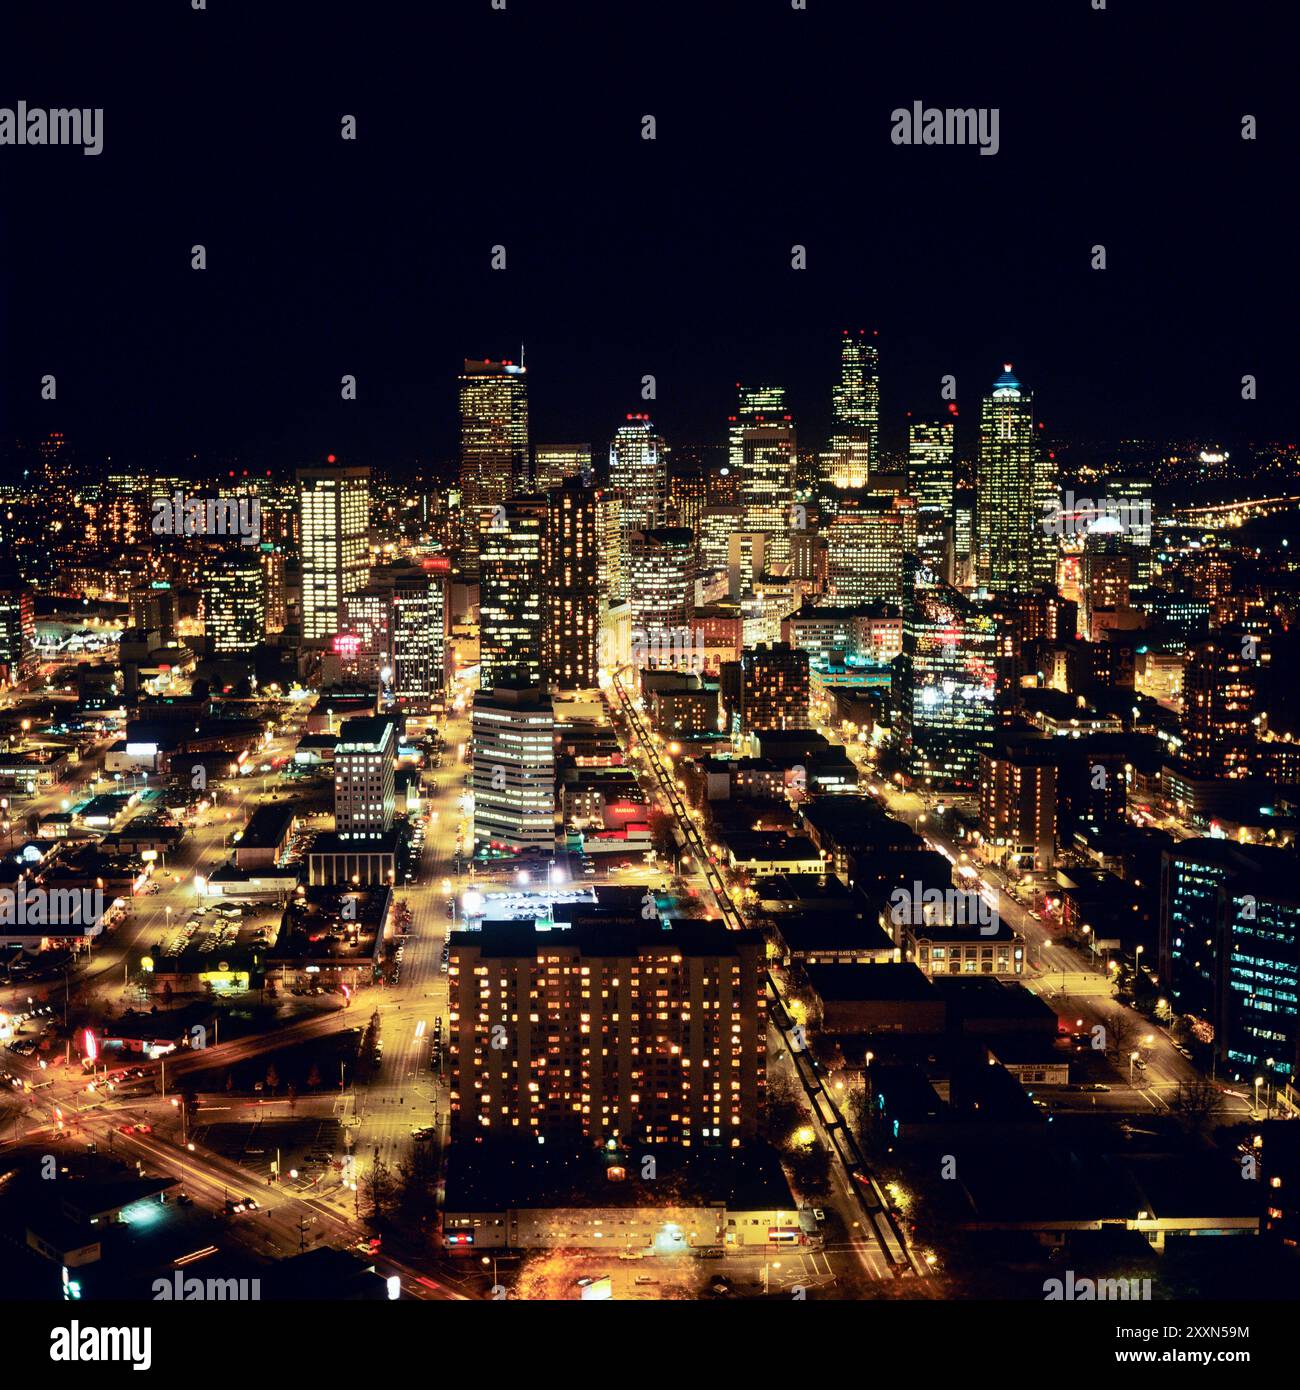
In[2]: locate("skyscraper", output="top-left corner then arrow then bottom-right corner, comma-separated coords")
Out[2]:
459,357 -> 529,570
1180,635 -> 1257,778
532,443 -> 591,494
391,564 -> 446,711
629,527 -> 696,665
897,583 -> 998,789
908,419 -> 956,583
727,384 -> 787,474
976,366 -> 1047,594
479,498 -> 546,690
203,551 -> 266,655
825,328 -> 879,487
740,642 -> 810,732
471,679 -> 555,857
298,461 -> 370,642
0,570 -> 35,685
608,415 -> 667,530
740,424 -> 796,565
825,495 -> 916,605
545,477 -> 600,692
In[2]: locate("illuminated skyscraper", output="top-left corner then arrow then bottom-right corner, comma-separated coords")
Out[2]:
609,414 -> 667,531
825,329 -> 879,487
629,527 -> 695,665
471,679 -> 555,856
740,642 -> 810,732
391,565 -> 446,710
459,357 -> 529,569
740,424 -> 797,565
727,384 -> 787,474
479,497 -> 546,689
0,571 -> 35,684
1180,635 -> 1257,779
976,366 -> 1045,593
203,551 -> 266,655
826,495 -> 916,605
897,583 -> 998,789
334,715 -> 396,837
532,443 -> 591,493
908,420 -> 955,583
297,461 -> 370,642
545,477 -> 600,692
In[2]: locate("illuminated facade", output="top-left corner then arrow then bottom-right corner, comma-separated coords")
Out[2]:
609,415 -> 667,531
470,680 -> 555,855
740,424 -> 797,565
897,583 -> 998,789
203,551 -> 265,655
976,366 -> 1052,593
447,921 -> 766,1144
334,715 -> 396,837
824,328 -> 879,487
545,478 -> 600,691
298,463 -> 370,642
459,358 -> 529,570
479,498 -> 546,690
392,566 -> 445,709
532,443 -> 591,494
826,495 -> 916,605
908,420 -> 955,583
740,642 -> 810,732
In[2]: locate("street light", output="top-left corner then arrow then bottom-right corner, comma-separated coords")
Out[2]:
1129,1050 -> 1141,1085
1254,1075 -> 1265,1116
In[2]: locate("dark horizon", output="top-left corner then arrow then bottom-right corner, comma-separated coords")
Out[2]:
2,0 -> 1297,465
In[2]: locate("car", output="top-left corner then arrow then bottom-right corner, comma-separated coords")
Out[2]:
118,1123 -> 135,1135
1133,1057 -> 1147,1072
694,1247 -> 725,1259
134,1123 -> 153,1134
176,1193 -> 194,1206
617,1250 -> 645,1261
243,1197 -> 260,1210
1175,1044 -> 1193,1059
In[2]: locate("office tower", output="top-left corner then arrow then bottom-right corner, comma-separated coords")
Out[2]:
897,583 -> 998,789
447,921 -> 766,1143
978,745 -> 1057,870
668,470 -> 707,534
0,571 -> 35,684
1161,841 -> 1300,1078
825,328 -> 879,487
471,679 -> 555,856
1080,535 -> 1132,641
337,585 -> 392,683
391,565 -> 446,710
105,472 -> 148,548
203,551 -> 266,655
479,497 -> 546,690
1018,588 -> 1077,644
259,544 -> 287,634
1180,636 -> 1257,778
740,424 -> 797,565
740,642 -> 810,732
298,462 -> 370,642
628,527 -> 695,664
609,414 -> 667,533
595,493 -> 627,603
908,420 -> 956,582
334,715 -> 396,837
727,532 -> 767,600
727,384 -> 788,474
545,477 -> 600,692
459,357 -> 530,568
128,584 -> 177,643
532,443 -> 591,494
699,504 -> 745,580
976,365 -> 1049,593
826,495 -> 916,605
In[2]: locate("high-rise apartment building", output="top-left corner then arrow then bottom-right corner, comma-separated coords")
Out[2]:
908,420 -> 956,583
1180,635 -> 1257,779
532,443 -> 591,494
825,495 -> 916,605
447,921 -> 766,1143
740,642 -> 810,732
298,462 -> 370,642
628,527 -> 695,663
727,385 -> 787,474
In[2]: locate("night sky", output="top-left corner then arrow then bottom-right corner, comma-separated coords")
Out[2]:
0,0 -> 1295,470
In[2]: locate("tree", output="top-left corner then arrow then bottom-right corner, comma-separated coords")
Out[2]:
1168,1075 -> 1224,1138
306,1061 -> 322,1091
265,1063 -> 280,1095
359,1156 -> 397,1223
